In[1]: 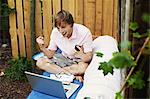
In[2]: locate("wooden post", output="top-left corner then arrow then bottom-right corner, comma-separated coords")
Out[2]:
124,0 -> 130,41
113,0 -> 119,40
84,0 -> 96,35
35,0 -> 43,37
62,0 -> 76,19
95,0 -> 102,36
24,0 -> 32,59
7,0 -> 18,58
102,0 -> 114,36
52,0 -> 61,27
30,0 -> 36,57
16,0 -> 26,57
43,0 -> 52,47
75,0 -> 84,24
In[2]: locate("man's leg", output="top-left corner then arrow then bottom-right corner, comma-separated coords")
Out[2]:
63,62 -> 88,75
63,62 -> 88,82
36,57 -> 88,75
36,57 -> 64,74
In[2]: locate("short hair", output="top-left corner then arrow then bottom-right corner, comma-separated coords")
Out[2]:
54,10 -> 74,27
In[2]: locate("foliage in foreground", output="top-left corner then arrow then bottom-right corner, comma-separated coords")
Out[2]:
97,13 -> 150,99
5,57 -> 32,81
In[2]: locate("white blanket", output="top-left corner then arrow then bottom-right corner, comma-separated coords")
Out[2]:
76,36 -> 121,99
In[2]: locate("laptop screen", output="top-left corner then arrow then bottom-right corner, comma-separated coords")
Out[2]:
25,71 -> 79,99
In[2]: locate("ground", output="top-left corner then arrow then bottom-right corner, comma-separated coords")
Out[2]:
0,47 -> 31,99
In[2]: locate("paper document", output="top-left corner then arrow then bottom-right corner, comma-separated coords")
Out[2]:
50,73 -> 75,84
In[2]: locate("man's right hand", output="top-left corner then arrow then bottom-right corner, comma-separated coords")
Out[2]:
36,36 -> 44,45
36,36 -> 45,49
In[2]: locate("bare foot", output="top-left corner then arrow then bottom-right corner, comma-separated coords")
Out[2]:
75,76 -> 84,82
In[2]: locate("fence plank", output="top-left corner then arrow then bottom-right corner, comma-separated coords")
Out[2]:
84,0 -> 96,35
68,0 -> 76,19
62,0 -> 76,18
52,0 -> 61,27
75,0 -> 83,24
7,0 -> 18,58
62,0 -> 68,10
16,0 -> 26,57
24,0 -> 32,59
113,0 -> 119,40
43,0 -> 52,47
102,0 -> 114,36
95,0 -> 102,36
35,0 -> 43,51
35,0 -> 43,37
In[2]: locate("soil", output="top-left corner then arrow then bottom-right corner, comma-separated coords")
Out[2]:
0,47 -> 31,99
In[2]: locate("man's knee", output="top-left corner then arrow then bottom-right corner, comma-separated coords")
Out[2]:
36,58 -> 46,69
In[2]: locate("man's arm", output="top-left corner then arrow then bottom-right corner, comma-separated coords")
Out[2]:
74,46 -> 92,63
36,36 -> 55,58
75,29 -> 93,63
79,52 -> 92,62
40,48 -> 55,59
75,51 -> 92,62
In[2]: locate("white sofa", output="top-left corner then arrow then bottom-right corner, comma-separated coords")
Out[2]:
76,36 -> 121,99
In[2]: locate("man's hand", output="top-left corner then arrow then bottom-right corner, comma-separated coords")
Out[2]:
74,45 -> 84,59
36,36 -> 45,49
74,45 -> 92,62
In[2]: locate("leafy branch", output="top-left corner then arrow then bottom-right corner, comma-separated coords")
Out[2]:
119,37 -> 149,92
96,13 -> 150,98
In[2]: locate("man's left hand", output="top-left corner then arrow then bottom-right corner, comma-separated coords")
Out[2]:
74,46 -> 84,59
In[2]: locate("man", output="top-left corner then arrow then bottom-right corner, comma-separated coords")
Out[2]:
36,10 -> 93,81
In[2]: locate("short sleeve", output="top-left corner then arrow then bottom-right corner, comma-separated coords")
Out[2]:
83,29 -> 93,53
47,28 -> 58,50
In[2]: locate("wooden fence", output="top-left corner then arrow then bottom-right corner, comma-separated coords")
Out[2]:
8,0 -> 119,59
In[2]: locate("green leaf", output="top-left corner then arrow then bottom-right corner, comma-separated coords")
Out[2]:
115,92 -> 124,99
120,41 -> 132,50
129,22 -> 139,31
127,71 -> 145,89
98,62 -> 114,75
142,13 -> 150,23
133,32 -> 142,38
109,51 -> 136,68
96,52 -> 103,57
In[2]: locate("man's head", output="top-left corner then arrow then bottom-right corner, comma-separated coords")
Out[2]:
55,10 -> 74,38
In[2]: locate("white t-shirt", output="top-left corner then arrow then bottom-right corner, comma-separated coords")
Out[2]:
48,23 -> 93,59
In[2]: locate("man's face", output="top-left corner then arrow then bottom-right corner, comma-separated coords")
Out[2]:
57,22 -> 73,38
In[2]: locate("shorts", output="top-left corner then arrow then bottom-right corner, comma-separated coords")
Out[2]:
45,53 -> 81,67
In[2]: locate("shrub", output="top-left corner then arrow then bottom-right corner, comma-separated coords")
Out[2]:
5,57 -> 32,81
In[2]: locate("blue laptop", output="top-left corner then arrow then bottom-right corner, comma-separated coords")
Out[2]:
25,71 -> 79,99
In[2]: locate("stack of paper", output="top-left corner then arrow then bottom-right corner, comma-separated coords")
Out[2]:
50,73 -> 75,84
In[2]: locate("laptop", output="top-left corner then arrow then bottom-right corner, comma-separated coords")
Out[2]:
25,71 -> 80,99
